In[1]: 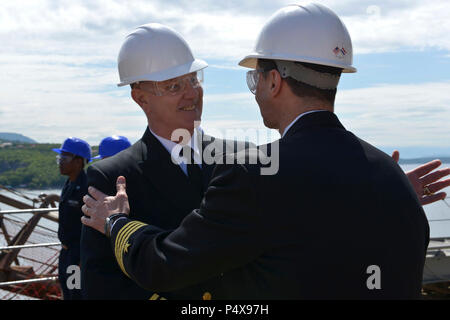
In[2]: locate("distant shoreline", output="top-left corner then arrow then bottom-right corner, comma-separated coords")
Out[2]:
399,157 -> 450,164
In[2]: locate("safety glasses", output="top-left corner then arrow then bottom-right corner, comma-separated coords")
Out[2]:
246,68 -> 275,95
56,154 -> 74,165
138,71 -> 204,96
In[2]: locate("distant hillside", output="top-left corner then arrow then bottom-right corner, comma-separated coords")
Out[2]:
0,132 -> 37,144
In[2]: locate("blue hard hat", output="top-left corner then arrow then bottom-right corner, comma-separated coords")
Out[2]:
52,137 -> 92,162
92,135 -> 131,160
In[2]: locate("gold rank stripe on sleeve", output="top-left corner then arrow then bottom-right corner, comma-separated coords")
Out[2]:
149,293 -> 167,300
114,220 -> 148,278
115,221 -> 148,278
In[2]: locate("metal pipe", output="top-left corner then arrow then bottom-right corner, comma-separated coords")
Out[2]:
0,208 -> 59,223
0,208 -> 58,215
0,242 -> 61,251
0,276 -> 58,287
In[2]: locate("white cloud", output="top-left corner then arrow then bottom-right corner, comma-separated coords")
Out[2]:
342,1 -> 450,54
2,0 -> 450,61
1,1 -> 450,75
336,81 -> 450,147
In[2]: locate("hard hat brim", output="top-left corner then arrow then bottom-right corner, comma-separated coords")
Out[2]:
238,54 -> 357,73
92,155 -> 103,160
117,58 -> 208,86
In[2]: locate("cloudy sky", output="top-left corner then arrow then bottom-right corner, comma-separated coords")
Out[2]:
1,0 -> 450,157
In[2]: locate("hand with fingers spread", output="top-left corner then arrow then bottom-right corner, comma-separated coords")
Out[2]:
81,176 -> 130,235
391,150 -> 450,206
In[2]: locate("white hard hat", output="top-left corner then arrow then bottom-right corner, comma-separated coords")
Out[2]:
239,3 -> 356,73
117,23 -> 208,86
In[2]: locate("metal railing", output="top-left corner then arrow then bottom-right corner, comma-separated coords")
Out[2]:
0,207 -> 59,223
0,277 -> 58,288
0,242 -> 61,252
428,244 -> 450,251
0,208 -> 58,215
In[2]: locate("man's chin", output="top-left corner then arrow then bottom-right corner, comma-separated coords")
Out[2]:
181,118 -> 202,130
262,118 -> 276,130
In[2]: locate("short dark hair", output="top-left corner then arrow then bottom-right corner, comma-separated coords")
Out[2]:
258,59 -> 342,106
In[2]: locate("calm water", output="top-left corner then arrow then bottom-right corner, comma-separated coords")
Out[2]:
1,164 -> 449,238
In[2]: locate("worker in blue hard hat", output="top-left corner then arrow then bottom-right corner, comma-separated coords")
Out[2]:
52,137 -> 91,300
92,136 -> 131,160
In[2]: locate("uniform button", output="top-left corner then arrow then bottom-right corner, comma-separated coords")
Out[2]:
202,292 -> 212,300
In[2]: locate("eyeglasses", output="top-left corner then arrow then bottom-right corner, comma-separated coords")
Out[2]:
246,69 -> 260,95
137,71 -> 203,96
246,67 -> 278,94
56,154 -> 74,165
247,68 -> 271,95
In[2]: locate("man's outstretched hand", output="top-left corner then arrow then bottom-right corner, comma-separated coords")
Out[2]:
392,150 -> 450,206
81,176 -> 130,234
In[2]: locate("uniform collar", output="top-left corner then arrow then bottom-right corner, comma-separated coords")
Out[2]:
281,110 -> 328,138
281,111 -> 346,140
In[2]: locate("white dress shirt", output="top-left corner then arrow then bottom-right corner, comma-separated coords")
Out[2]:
149,127 -> 203,176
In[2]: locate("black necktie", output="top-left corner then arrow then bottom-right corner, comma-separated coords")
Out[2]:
182,146 -> 203,195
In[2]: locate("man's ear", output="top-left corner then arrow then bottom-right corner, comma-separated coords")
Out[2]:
74,157 -> 85,170
131,88 -> 148,107
269,69 -> 282,97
